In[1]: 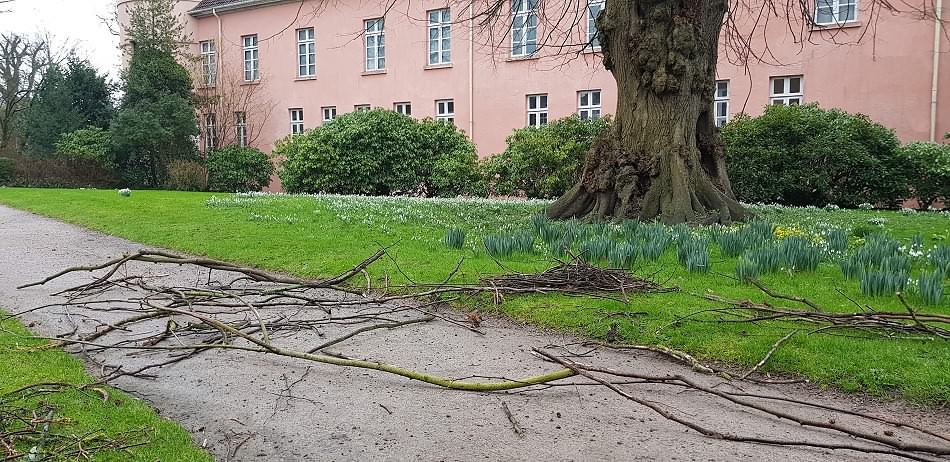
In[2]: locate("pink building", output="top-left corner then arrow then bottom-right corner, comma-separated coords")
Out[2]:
117,0 -> 949,161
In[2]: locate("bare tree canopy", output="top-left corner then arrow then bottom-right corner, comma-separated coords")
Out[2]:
0,33 -> 53,151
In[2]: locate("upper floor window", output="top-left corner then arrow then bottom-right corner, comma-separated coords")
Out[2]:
290,108 -> 305,135
200,40 -> 216,86
235,112 -> 248,147
527,94 -> 548,127
770,76 -> 803,105
436,99 -> 455,124
243,35 -> 259,82
587,0 -> 604,49
322,106 -> 337,122
714,80 -> 729,127
428,9 -> 451,65
365,18 -> 385,71
815,0 -> 857,25
204,113 -> 216,150
578,90 -> 601,120
394,102 -> 412,115
355,104 -> 371,112
511,0 -> 538,57
297,28 -> 316,77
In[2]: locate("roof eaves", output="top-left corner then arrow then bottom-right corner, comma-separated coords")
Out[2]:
189,0 -> 297,17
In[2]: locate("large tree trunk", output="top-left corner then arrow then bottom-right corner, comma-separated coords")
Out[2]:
548,0 -> 747,224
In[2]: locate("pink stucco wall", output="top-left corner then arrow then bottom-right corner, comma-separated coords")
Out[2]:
121,0 -> 949,161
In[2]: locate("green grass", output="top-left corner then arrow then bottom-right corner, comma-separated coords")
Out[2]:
1,188 -> 948,405
0,311 -> 211,461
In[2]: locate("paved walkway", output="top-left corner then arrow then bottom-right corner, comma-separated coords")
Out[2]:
0,205 -> 947,461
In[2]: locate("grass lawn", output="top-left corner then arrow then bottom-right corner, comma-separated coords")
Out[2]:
1,188 -> 948,405
0,311 -> 212,461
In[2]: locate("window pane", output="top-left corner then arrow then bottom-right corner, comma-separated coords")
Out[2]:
773,78 -> 784,95
429,11 -> 439,22
430,28 -> 439,40
789,77 -> 801,94
442,50 -> 450,62
789,98 -> 801,105
592,91 -> 601,105
580,93 -> 589,106
540,95 -> 547,107
430,52 -> 439,63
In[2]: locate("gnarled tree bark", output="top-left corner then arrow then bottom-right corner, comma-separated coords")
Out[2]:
547,0 -> 747,224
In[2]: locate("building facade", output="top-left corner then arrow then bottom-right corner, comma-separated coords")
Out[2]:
117,0 -> 949,162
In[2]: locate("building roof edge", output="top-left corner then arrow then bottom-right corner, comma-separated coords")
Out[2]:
190,0 -> 298,17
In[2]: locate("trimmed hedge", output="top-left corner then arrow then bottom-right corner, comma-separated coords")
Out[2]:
899,141 -> 950,209
276,109 -> 484,197
207,146 -> 274,192
722,104 -> 909,207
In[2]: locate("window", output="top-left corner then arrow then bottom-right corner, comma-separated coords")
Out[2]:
770,76 -> 804,105
428,9 -> 451,65
394,102 -> 412,115
297,28 -> 316,77
713,80 -> 729,127
204,113 -> 216,150
815,0 -> 857,25
354,104 -> 371,112
511,0 -> 538,57
290,108 -> 305,135
365,18 -> 385,71
243,35 -> 259,82
322,106 -> 337,122
526,94 -> 548,127
587,0 -> 604,49
578,90 -> 601,120
200,40 -> 216,86
235,112 -> 248,147
436,99 -> 455,124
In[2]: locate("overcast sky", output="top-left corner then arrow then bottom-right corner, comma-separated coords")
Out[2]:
0,0 -> 121,79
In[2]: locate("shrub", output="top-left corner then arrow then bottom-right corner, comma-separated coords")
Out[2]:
165,159 -> 207,191
276,109 -> 484,197
0,157 -> 13,184
207,146 -> 274,192
899,142 -> 950,209
55,127 -> 114,168
0,154 -> 116,188
483,115 -> 610,199
722,104 -> 909,208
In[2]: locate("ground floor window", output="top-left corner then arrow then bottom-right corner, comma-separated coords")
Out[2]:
394,102 -> 411,115
204,113 -> 216,151
235,112 -> 248,147
577,90 -> 601,120
770,76 -> 803,106
436,99 -> 454,124
527,94 -> 548,128
322,106 -> 336,122
714,80 -> 729,127
290,108 -> 305,135
355,104 -> 371,112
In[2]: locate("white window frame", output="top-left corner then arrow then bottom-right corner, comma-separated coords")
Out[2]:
297,28 -> 316,78
577,90 -> 601,120
394,102 -> 412,115
235,112 -> 248,147
322,106 -> 337,122
365,18 -> 385,71
436,99 -> 455,124
243,35 -> 259,82
587,0 -> 604,50
427,9 -> 451,65
511,0 -> 538,57
815,0 -> 858,25
526,94 -> 548,128
290,108 -> 305,135
204,113 -> 216,151
714,80 -> 730,127
200,40 -> 217,86
770,76 -> 804,106
354,104 -> 371,112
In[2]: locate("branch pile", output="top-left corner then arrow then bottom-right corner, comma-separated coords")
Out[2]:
9,250 -> 950,461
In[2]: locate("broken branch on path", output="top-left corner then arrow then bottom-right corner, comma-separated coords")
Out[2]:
12,250 -> 950,461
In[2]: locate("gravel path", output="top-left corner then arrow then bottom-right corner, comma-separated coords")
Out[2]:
1,204 -> 948,462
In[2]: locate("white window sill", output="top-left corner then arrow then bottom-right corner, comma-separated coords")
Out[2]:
507,54 -> 539,62
811,20 -> 862,30
362,69 -> 387,76
425,63 -> 453,70
295,76 -> 317,81
582,46 -> 602,54
241,80 -> 261,86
